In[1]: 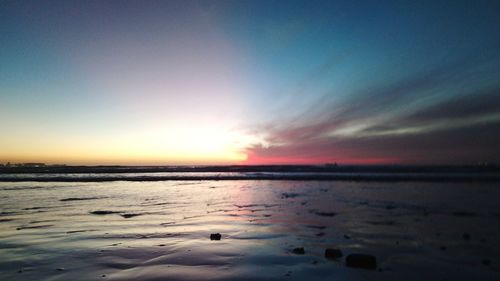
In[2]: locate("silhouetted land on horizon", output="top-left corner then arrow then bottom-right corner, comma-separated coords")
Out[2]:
0,164 -> 499,182
0,164 -> 498,174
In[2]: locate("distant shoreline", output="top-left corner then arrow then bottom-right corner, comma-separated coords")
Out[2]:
1,165 -> 499,182
1,174 -> 499,182
0,164 -> 498,174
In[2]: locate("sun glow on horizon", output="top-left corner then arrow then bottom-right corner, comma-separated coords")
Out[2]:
0,124 -> 255,165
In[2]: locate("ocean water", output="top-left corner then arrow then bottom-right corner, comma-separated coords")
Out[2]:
0,180 -> 499,280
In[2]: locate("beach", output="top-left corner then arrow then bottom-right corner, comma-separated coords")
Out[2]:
2,1 -> 500,280
1,179 -> 499,280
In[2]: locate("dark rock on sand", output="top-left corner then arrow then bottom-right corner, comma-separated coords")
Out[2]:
210,233 -> 221,240
344,234 -> 351,239
325,248 -> 343,259
67,229 -> 96,234
90,211 -> 119,215
23,206 -> 49,210
292,247 -> 305,255
346,254 -> 377,270
60,197 -> 102,202
463,233 -> 471,240
306,225 -> 326,230
309,210 -> 337,217
482,259 -> 491,266
120,213 -> 142,218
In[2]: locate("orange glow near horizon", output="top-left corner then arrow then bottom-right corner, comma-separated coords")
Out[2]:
0,126 -> 253,165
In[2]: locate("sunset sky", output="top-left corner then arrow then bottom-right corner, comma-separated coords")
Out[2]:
1,0 -> 499,165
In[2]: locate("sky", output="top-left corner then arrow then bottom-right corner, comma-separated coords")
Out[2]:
1,0 -> 499,165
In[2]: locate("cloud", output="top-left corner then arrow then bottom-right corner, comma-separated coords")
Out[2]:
245,49 -> 500,164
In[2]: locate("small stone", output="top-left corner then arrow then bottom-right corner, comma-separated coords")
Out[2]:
440,246 -> 447,251
345,254 -> 377,270
56,268 -> 65,271
210,233 -> 221,240
120,213 -> 141,219
344,234 -> 351,239
463,233 -> 471,240
90,210 -> 118,215
102,274 -> 106,277
292,247 -> 305,255
314,211 -> 337,217
482,259 -> 491,266
325,248 -> 343,259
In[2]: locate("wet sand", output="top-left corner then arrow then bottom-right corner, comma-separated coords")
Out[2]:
1,180 -> 499,280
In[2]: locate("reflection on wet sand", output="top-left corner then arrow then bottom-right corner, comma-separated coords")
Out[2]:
0,180 -> 499,280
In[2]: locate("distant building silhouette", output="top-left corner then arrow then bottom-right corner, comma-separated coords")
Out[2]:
11,163 -> 46,167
